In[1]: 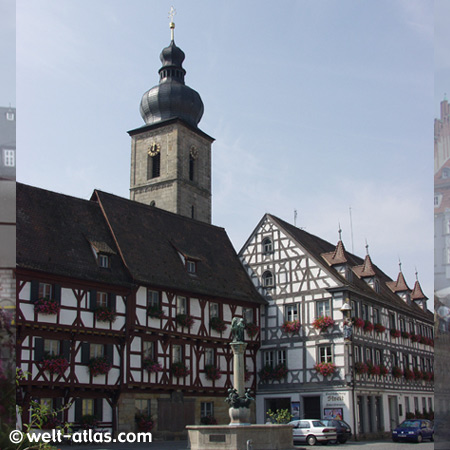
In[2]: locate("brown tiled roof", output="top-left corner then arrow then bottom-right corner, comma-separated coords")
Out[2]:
17,183 -> 132,287
322,240 -> 348,265
353,254 -> 376,278
93,190 -> 265,304
411,279 -> 428,301
266,214 -> 432,321
386,271 -> 410,293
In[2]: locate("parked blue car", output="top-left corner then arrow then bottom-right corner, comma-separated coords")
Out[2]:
392,419 -> 434,443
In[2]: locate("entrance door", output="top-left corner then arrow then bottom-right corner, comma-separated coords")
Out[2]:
303,396 -> 321,419
388,396 -> 398,431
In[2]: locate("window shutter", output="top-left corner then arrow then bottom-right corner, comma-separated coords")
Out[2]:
61,340 -> 70,360
95,398 -> 103,421
35,337 -> 44,361
105,344 -> 113,365
81,342 -> 90,364
30,280 -> 39,303
53,284 -> 61,303
109,294 -> 116,312
89,290 -> 97,311
75,398 -> 83,423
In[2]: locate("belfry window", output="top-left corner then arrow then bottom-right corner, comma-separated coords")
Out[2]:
189,155 -> 195,181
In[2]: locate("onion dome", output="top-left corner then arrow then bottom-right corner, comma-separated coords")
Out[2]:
140,20 -> 204,128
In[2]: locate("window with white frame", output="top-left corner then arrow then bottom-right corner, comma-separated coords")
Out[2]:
354,345 -> 360,362
243,308 -> 253,323
405,397 -> 410,413
172,344 -> 182,363
143,341 -> 154,359
319,346 -> 332,363
186,260 -> 197,274
391,351 -> 398,367
147,290 -> 160,308
44,339 -> 60,356
264,349 -> 286,368
409,322 -> 415,334
402,354 -> 408,370
375,349 -> 381,365
361,304 -> 369,321
414,397 -> 419,413
372,308 -> 380,324
351,300 -> 358,318
3,149 -> 15,167
285,304 -> 299,322
399,318 -> 405,332
389,313 -> 396,329
201,402 -> 214,418
210,303 -> 219,319
96,291 -> 108,308
177,296 -> 187,315
39,283 -> 52,300
98,254 -> 109,268
365,347 -> 372,362
428,397 -> 433,412
204,348 -> 214,366
262,238 -> 273,254
316,300 -> 330,317
262,271 -> 274,287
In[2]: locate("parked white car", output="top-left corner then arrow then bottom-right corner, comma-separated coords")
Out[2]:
288,419 -> 337,446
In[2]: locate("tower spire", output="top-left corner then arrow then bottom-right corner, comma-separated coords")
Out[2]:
168,6 -> 176,41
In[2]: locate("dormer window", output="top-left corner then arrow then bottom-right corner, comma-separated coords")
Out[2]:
6,111 -> 14,121
186,259 -> 196,274
3,149 -> 15,167
98,254 -> 109,268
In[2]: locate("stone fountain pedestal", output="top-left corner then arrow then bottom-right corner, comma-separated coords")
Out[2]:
187,424 -> 294,450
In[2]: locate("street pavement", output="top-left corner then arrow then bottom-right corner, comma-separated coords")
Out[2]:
57,438 -> 435,450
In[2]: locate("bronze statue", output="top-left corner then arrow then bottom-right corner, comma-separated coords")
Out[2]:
231,317 -> 245,342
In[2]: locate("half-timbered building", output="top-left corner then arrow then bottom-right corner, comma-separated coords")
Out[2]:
239,214 -> 434,439
16,183 -> 264,437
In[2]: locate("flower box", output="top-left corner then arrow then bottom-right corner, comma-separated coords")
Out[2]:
390,329 -> 401,338
94,306 -> 116,323
281,320 -> 301,334
143,357 -> 162,373
379,365 -> 389,376
314,362 -> 336,377
210,316 -> 227,333
413,368 -> 423,380
423,371 -> 434,382
354,362 -> 368,375
175,314 -> 195,329
363,320 -> 374,333
404,368 -> 415,381
392,366 -> 403,378
245,322 -> 259,338
170,362 -> 190,378
312,316 -> 335,332
352,317 -> 364,329
374,323 -> 386,333
411,334 -> 421,343
205,364 -> 221,381
147,305 -> 166,319
80,414 -> 98,429
367,361 -> 380,376
34,297 -> 60,315
88,356 -> 112,377
135,413 -> 153,432
401,331 -> 411,339
258,363 -> 288,381
42,356 -> 69,376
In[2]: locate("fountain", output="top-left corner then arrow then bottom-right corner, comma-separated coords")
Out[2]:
187,318 -> 294,450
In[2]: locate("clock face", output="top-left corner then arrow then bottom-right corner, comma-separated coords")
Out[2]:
148,142 -> 161,157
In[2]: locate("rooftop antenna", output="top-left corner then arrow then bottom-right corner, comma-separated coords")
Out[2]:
168,6 -> 176,41
294,209 -> 298,227
349,207 -> 354,254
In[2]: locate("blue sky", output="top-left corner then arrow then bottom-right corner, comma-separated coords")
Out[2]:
11,1 -> 435,301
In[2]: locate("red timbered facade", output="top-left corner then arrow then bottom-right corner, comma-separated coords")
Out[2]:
16,183 -> 264,436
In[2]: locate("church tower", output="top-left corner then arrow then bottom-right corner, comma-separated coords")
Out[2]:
128,13 -> 214,223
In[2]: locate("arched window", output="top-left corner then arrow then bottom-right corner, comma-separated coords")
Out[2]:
262,271 -> 274,288
262,238 -> 273,254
